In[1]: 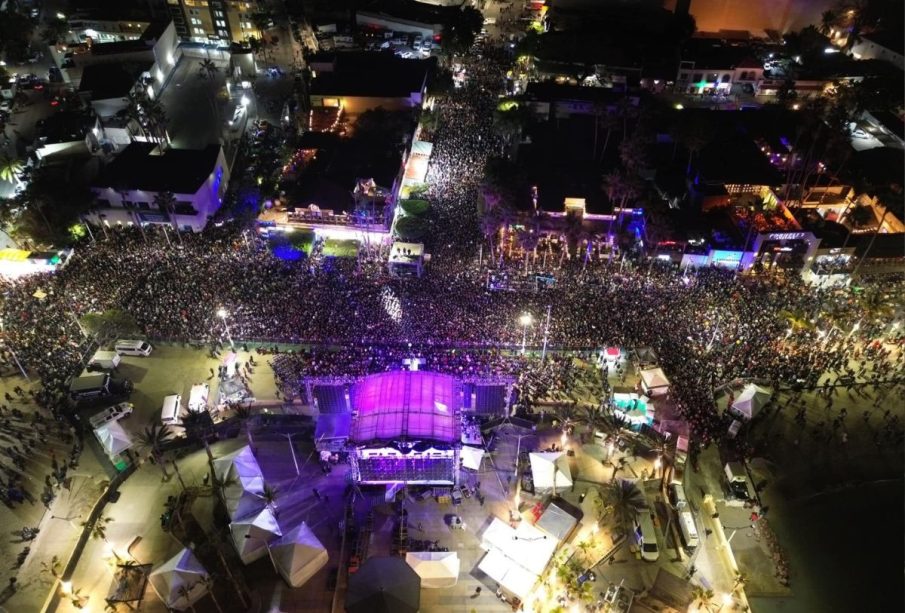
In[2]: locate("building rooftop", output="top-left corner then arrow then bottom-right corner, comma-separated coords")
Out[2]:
680,39 -> 760,69
36,111 -> 91,145
309,52 -> 433,98
94,142 -> 222,194
78,61 -> 151,100
89,39 -> 151,55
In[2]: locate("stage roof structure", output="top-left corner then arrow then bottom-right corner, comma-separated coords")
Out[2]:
350,371 -> 461,444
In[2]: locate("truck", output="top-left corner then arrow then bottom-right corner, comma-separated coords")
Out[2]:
724,461 -> 754,504
88,402 -> 134,429
87,350 -> 121,372
69,373 -> 133,407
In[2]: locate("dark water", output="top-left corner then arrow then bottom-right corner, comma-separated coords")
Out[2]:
751,479 -> 904,613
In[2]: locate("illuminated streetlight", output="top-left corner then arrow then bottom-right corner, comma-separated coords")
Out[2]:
60,581 -> 72,595
519,312 -> 533,354
217,308 -> 235,350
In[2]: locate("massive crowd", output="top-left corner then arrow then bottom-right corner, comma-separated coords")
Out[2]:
0,42 -> 901,458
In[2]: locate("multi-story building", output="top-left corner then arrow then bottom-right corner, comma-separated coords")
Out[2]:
166,0 -> 263,44
89,142 -> 230,232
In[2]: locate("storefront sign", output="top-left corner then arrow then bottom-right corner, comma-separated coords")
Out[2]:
766,232 -> 808,241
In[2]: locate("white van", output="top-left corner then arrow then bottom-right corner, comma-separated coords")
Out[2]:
678,510 -> 699,551
114,340 -> 153,357
634,512 -> 660,562
161,394 -> 183,425
668,482 -> 688,510
88,350 -> 121,371
188,384 -> 209,412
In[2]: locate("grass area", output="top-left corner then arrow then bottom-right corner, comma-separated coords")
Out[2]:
322,239 -> 359,258
266,231 -> 359,259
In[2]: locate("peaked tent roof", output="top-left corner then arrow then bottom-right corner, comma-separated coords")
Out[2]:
529,451 -> 573,490
460,445 -> 485,471
731,384 -> 771,420
640,367 -> 670,390
268,522 -> 329,588
405,551 -> 460,588
222,474 -> 266,521
95,421 -> 133,456
346,556 -> 421,613
230,507 -> 282,565
148,549 -> 208,611
213,445 -> 261,483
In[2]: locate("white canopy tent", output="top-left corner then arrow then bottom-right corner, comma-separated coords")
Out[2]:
640,367 -> 670,396
480,518 -> 557,577
477,549 -> 538,599
405,551 -> 460,588
212,445 -> 261,483
230,507 -> 282,564
529,451 -> 573,491
148,549 -> 209,611
94,421 -> 133,458
223,474 -> 266,521
460,446 -> 485,471
536,501 -> 578,542
268,522 -> 329,588
730,384 -> 771,420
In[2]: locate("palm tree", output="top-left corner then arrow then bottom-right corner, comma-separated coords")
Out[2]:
845,203 -> 873,229
818,10 -> 838,36
81,514 -> 115,542
179,409 -> 215,472
562,212 -> 587,263
134,423 -> 173,479
0,155 -> 24,186
153,190 -> 183,243
604,479 -> 646,531
199,574 -> 225,613
736,196 -> 769,272
516,226 -> 539,274
691,585 -> 715,611
480,212 -> 501,266
177,583 -> 199,613
197,59 -> 222,131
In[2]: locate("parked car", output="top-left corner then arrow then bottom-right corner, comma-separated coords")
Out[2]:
88,402 -> 134,429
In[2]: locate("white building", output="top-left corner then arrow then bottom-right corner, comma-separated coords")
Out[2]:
850,32 -> 904,70
88,143 -> 229,232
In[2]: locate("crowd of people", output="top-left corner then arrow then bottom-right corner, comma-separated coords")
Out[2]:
0,42 -> 900,461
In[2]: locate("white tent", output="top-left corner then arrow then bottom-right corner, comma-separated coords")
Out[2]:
477,549 -> 538,599
230,507 -> 282,564
94,421 -> 133,458
529,451 -> 573,491
730,384 -> 771,420
536,501 -> 578,542
405,551 -> 460,588
640,367 -> 670,396
213,445 -> 261,483
460,446 -> 485,471
480,518 -> 557,577
268,522 -> 329,588
149,549 -> 209,611
223,474 -> 266,520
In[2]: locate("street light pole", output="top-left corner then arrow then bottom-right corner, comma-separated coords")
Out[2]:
519,312 -> 532,354
541,304 -> 551,361
217,308 -> 235,350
